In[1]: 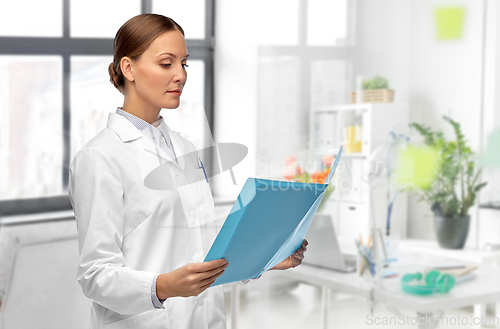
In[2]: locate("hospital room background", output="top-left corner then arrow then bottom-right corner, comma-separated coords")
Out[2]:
0,0 -> 500,328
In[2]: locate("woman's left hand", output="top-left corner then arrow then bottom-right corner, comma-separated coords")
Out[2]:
270,239 -> 308,271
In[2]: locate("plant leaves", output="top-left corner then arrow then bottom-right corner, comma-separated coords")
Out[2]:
474,182 -> 487,192
408,116 -> 485,217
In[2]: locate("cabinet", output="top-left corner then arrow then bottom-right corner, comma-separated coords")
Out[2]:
310,103 -> 409,240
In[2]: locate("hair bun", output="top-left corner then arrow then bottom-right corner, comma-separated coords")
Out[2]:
108,62 -> 123,92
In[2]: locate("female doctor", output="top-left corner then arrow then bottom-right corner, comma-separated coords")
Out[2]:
68,14 -> 308,329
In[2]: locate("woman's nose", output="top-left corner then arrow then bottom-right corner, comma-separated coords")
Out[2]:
174,64 -> 187,84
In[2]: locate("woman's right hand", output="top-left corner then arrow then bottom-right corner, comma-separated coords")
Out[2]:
156,259 -> 228,299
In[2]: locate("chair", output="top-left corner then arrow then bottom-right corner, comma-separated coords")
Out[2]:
0,236 -> 90,329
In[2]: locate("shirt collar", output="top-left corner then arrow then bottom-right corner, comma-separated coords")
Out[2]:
116,107 -> 170,142
116,107 -> 157,131
156,120 -> 172,143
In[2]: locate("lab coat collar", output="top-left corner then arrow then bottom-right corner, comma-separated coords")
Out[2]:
156,118 -> 186,170
107,112 -> 186,170
107,112 -> 142,142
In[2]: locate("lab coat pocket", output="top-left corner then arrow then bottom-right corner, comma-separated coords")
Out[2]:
194,166 -> 217,223
176,167 -> 216,228
200,178 -> 216,221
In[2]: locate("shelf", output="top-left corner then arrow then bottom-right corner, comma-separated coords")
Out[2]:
314,104 -> 369,113
340,152 -> 367,159
309,102 -> 410,240
330,198 -> 366,204
313,102 -> 410,113
479,202 -> 500,210
314,146 -> 367,158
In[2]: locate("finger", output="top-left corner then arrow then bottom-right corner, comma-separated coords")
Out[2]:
192,259 -> 228,273
199,277 -> 217,292
296,246 -> 306,253
293,251 -> 304,260
290,255 -> 302,267
294,249 -> 305,256
302,239 -> 309,247
199,271 -> 224,290
197,265 -> 227,281
199,268 -> 225,286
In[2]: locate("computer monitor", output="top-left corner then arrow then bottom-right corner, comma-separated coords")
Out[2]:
303,213 -> 356,272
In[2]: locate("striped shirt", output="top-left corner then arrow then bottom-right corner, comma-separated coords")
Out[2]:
116,107 -> 178,164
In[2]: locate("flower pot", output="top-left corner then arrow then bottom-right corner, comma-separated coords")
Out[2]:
350,89 -> 394,103
433,215 -> 470,249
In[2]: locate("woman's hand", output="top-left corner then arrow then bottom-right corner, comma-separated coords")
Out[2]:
156,259 -> 228,299
270,239 -> 308,271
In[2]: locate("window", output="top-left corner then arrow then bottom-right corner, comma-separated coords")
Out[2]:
256,0 -> 300,46
0,0 -> 63,37
256,0 -> 356,179
70,56 -> 122,159
153,0 -> 207,40
0,0 -> 215,212
307,0 -> 349,46
70,0 -> 141,38
0,56 -> 63,199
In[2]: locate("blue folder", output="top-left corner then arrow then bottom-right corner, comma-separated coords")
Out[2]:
205,147 -> 342,286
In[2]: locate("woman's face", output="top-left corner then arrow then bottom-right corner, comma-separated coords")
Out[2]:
129,29 -> 188,109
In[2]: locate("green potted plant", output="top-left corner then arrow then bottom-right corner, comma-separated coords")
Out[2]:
351,75 -> 394,103
363,75 -> 389,90
409,116 -> 487,249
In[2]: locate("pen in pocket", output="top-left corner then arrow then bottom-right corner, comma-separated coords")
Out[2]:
198,158 -> 208,183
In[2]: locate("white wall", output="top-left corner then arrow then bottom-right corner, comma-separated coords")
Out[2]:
478,0 -> 500,247
357,0 -> 486,247
409,0 -> 484,247
355,0 -> 411,104
408,0 -> 483,145
480,0 -> 500,205
212,1 -> 259,200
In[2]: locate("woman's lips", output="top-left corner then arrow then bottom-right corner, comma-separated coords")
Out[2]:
167,89 -> 182,96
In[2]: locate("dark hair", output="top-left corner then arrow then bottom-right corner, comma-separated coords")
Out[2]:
108,14 -> 184,94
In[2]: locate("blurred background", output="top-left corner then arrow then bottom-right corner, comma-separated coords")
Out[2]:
1,0 -> 500,328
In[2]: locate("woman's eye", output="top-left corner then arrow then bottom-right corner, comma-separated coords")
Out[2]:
182,63 -> 189,69
161,64 -> 171,68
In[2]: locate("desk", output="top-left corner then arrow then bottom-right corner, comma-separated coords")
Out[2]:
280,264 -> 371,329
336,237 -> 500,326
396,238 -> 500,327
399,239 -> 500,265
228,240 -> 500,329
282,264 -> 500,329
376,264 -> 500,313
337,237 -> 500,265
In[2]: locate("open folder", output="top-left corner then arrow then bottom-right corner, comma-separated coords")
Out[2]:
205,147 -> 342,286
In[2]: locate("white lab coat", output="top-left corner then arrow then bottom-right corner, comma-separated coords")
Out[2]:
67,112 -> 226,329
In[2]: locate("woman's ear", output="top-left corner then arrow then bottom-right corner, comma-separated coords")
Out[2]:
120,56 -> 135,83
